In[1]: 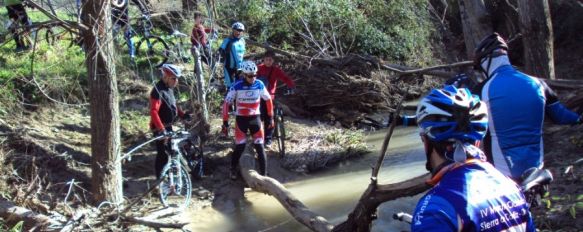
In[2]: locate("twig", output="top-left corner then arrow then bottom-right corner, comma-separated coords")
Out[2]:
371,91 -> 407,180
123,216 -> 189,229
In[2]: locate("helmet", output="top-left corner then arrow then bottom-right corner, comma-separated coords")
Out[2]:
416,85 -> 488,142
473,32 -> 508,69
160,63 -> 182,77
232,22 -> 245,31
240,60 -> 257,75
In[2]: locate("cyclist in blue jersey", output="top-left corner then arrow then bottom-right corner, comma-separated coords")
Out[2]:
472,33 -> 583,180
412,85 -> 534,232
219,22 -> 246,90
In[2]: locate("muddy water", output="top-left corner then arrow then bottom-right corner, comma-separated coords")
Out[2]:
186,126 -> 427,232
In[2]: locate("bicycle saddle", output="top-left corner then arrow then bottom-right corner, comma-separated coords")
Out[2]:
171,30 -> 188,38
519,167 -> 553,191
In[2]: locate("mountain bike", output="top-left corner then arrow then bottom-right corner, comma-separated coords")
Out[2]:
392,167 -> 554,224
157,129 -> 206,209
116,14 -> 168,67
162,30 -> 191,65
272,99 -> 286,158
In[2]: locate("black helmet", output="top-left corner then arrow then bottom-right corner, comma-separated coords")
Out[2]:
473,32 -> 508,70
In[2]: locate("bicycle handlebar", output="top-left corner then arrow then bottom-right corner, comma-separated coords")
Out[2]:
393,212 -> 412,224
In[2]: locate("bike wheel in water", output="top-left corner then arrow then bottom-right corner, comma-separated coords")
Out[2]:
274,115 -> 286,158
158,162 -> 192,209
136,36 -> 169,67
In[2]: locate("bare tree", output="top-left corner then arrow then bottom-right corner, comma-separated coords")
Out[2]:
458,0 -> 493,58
517,0 -> 555,79
81,0 -> 123,204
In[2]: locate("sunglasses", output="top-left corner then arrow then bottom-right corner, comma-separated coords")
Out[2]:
235,29 -> 244,32
244,74 -> 256,78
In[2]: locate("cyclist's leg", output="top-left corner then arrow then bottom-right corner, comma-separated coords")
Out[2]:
6,5 -> 25,49
154,127 -> 172,178
223,67 -> 235,90
231,116 -> 249,177
124,26 -> 135,58
259,99 -> 273,144
250,116 -> 267,176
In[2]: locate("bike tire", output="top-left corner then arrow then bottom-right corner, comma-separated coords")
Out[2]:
275,115 -> 286,158
136,36 -> 169,67
158,161 -> 192,209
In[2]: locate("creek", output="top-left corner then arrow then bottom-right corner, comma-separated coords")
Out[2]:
185,126 -> 427,232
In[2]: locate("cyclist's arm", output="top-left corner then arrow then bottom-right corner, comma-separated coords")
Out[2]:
149,96 -> 164,132
260,86 -> 274,117
222,88 -> 236,121
273,66 -> 295,88
411,195 -> 458,232
541,81 -> 580,124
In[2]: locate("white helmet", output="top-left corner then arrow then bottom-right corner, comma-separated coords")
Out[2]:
232,22 -> 245,31
240,60 -> 257,75
160,63 -> 182,77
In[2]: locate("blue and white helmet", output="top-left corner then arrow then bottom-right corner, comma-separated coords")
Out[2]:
232,22 -> 245,31
160,63 -> 182,77
240,60 -> 257,75
416,85 -> 488,142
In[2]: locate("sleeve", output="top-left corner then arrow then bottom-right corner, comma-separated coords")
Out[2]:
222,87 -> 236,121
274,67 -> 295,88
411,195 -> 458,232
190,27 -> 197,45
541,81 -> 580,124
260,85 -> 273,117
149,91 -> 165,131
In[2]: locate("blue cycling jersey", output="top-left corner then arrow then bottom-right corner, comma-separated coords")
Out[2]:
481,65 -> 579,179
220,36 -> 246,87
412,159 -> 535,232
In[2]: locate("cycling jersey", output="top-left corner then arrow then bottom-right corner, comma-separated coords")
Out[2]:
219,36 -> 245,87
149,80 -> 184,132
480,61 -> 580,179
412,158 -> 535,232
256,64 -> 296,98
223,80 -> 272,119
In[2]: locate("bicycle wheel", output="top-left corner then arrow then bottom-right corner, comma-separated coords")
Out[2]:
158,161 -> 192,209
275,115 -> 286,158
136,36 -> 169,67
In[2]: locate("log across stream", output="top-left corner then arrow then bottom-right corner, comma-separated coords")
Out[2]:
184,126 -> 427,231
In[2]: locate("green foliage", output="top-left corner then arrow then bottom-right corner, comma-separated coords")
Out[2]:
218,0 -> 435,65
120,111 -> 150,135
325,128 -> 368,152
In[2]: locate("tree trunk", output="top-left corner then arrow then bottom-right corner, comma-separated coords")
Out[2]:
192,47 -> 209,122
458,0 -> 493,58
517,0 -> 555,79
81,0 -> 123,204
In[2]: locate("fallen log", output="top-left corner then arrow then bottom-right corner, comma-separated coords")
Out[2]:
239,153 -> 335,232
123,216 -> 189,229
0,198 -> 61,230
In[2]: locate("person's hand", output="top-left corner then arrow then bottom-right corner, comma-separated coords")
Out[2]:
268,117 -> 275,129
221,121 -> 229,136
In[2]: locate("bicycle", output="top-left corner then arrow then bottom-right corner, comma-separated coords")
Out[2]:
122,128 -> 204,210
156,129 -> 206,209
272,98 -> 286,158
115,14 -> 168,67
162,30 -> 191,65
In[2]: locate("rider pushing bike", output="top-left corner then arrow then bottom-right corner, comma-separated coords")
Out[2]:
257,50 -> 296,147
222,61 -> 274,180
149,64 -> 191,179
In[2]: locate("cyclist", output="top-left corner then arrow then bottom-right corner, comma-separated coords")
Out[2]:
222,61 -> 273,179
218,22 -> 246,90
257,50 -> 296,146
190,11 -> 213,65
111,0 -> 149,61
150,64 -> 191,178
473,32 -> 583,180
5,0 -> 32,52
412,85 -> 534,231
